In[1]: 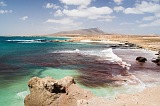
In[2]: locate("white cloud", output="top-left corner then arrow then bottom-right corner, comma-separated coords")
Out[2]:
63,6 -> 113,18
59,0 -> 92,8
120,22 -> 135,25
113,0 -> 123,5
114,6 -> 124,12
137,1 -> 160,13
155,12 -> 160,18
123,8 -> 143,14
98,16 -> 116,22
139,19 -> 160,27
142,16 -> 156,21
124,1 -> 160,14
19,16 -> 28,20
136,20 -> 142,23
44,3 -> 60,9
0,1 -> 7,6
46,18 -> 82,26
150,0 -> 160,2
0,10 -> 12,14
64,5 -> 68,9
54,10 -> 63,16
46,18 -> 72,24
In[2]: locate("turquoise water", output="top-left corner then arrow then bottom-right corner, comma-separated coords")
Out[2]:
0,36 -> 159,106
0,36 -> 110,105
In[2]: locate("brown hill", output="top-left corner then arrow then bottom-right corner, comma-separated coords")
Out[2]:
54,27 -> 106,36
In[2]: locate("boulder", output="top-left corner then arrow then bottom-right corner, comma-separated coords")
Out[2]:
136,56 -> 147,63
24,76 -> 94,106
151,58 -> 160,66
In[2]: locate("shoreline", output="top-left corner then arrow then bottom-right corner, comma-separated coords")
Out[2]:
52,34 -> 160,52
25,76 -> 160,106
51,34 -> 160,105
46,35 -> 160,106
2,34 -> 160,51
86,85 -> 160,106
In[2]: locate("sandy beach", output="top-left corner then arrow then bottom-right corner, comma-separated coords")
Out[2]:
85,85 -> 160,106
50,34 -> 160,106
59,34 -> 160,51
77,35 -> 160,106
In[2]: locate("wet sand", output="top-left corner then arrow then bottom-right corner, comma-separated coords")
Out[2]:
114,49 -> 160,85
85,85 -> 160,106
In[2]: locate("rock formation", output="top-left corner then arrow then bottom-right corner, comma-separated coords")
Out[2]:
151,50 -> 160,66
24,76 -> 94,106
151,58 -> 160,66
24,76 -> 153,106
136,56 -> 147,63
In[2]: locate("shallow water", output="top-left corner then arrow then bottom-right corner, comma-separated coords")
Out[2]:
0,36 -> 159,105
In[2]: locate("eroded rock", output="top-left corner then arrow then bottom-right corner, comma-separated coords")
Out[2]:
24,76 -> 94,106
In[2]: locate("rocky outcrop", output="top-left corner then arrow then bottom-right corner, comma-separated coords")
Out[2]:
24,76 -> 94,106
25,76 -> 159,106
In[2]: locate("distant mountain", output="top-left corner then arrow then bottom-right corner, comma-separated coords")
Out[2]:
54,28 -> 106,36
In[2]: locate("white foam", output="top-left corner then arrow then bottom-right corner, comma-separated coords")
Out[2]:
6,39 -> 45,43
16,91 -> 29,99
52,48 -> 130,63
6,40 -> 34,42
18,41 -> 44,43
53,48 -> 123,61
52,48 -> 131,69
80,39 -> 121,44
53,49 -> 80,53
100,48 -> 122,62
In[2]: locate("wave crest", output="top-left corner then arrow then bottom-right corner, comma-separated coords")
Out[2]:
6,39 -> 46,43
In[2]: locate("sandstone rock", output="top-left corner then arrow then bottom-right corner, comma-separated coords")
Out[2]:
24,76 -> 94,106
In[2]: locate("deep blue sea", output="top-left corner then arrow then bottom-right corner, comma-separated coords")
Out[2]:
0,36 -> 160,106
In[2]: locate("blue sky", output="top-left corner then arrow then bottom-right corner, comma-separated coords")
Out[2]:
0,0 -> 160,35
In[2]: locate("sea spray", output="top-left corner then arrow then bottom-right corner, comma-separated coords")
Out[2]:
16,90 -> 29,100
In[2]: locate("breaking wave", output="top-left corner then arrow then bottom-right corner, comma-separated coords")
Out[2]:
53,49 -> 80,53
6,39 -> 46,43
16,90 -> 29,99
53,48 -> 131,69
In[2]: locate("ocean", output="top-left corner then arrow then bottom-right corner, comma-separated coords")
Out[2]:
0,36 -> 159,106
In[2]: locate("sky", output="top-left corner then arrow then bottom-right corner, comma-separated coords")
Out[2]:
0,0 -> 160,35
